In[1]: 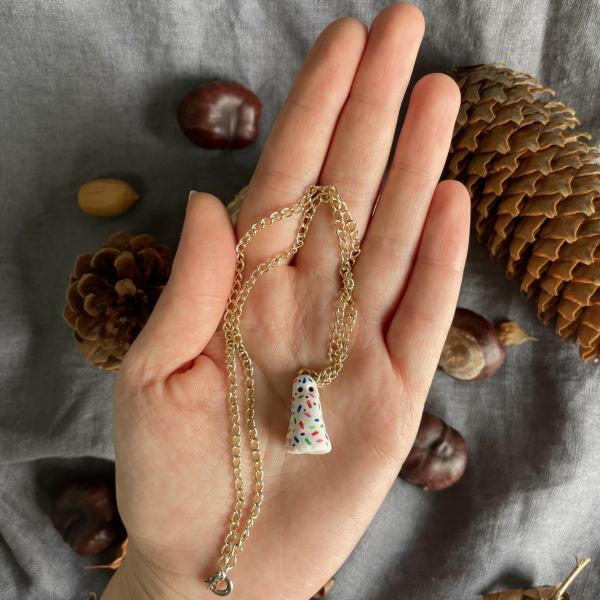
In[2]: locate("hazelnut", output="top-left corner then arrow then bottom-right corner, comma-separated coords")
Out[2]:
78,178 -> 139,217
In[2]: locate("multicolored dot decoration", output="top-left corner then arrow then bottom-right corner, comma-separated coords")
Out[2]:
285,374 -> 332,454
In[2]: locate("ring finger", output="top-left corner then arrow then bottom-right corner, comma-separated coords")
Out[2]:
354,72 -> 463,327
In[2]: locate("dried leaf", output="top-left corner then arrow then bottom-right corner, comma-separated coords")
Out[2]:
483,557 -> 590,599
226,185 -> 249,225
496,321 -> 537,346
311,577 -> 336,598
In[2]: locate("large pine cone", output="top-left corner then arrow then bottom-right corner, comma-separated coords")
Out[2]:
63,232 -> 173,371
444,63 -> 600,361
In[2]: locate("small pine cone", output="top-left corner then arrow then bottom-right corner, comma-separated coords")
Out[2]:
444,63 -> 600,361
63,232 -> 173,371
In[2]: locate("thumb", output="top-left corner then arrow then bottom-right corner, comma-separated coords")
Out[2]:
124,191 -> 236,383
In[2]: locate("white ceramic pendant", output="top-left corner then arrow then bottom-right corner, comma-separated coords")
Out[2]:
285,374 -> 331,454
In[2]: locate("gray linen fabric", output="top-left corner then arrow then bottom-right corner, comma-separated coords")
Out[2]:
1,0 -> 600,598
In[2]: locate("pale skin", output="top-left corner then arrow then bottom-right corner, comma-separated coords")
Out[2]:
102,4 -> 470,599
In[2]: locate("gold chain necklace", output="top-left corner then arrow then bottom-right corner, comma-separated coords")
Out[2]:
205,184 -> 361,595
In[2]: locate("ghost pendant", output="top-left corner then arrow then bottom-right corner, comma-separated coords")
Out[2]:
285,374 -> 332,454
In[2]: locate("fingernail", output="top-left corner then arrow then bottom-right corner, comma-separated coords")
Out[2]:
188,190 -> 200,202
188,190 -> 201,202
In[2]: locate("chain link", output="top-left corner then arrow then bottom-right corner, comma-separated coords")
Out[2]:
206,184 -> 361,594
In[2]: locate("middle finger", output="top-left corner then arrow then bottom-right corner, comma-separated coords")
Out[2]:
296,3 -> 425,272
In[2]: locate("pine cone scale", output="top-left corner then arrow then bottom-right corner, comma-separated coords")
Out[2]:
74,313 -> 103,341
90,248 -> 120,279
83,292 -> 117,316
66,283 -> 84,312
74,254 -> 93,278
77,273 -> 112,299
113,251 -> 141,283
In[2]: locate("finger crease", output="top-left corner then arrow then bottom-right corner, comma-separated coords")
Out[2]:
391,159 -> 440,183
363,233 -> 414,260
416,254 -> 464,274
346,92 -> 398,115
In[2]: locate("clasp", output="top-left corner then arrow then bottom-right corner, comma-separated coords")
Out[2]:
204,571 -> 234,596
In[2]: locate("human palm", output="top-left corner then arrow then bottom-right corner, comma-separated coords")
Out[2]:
107,4 -> 470,600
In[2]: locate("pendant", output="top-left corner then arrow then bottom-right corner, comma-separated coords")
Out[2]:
285,374 -> 331,454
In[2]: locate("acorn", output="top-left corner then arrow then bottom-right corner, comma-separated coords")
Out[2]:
439,308 -> 535,381
177,81 -> 262,149
400,412 -> 467,491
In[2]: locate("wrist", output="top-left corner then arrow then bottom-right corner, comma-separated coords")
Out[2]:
100,536 -> 326,600
100,563 -> 137,600
100,543 -> 189,600
100,542 -> 238,600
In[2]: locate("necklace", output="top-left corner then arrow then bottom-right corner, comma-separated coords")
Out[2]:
205,184 -> 361,595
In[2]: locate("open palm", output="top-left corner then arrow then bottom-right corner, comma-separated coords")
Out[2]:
108,4 -> 470,600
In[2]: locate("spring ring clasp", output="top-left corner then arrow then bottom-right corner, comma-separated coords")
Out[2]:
205,571 -> 233,596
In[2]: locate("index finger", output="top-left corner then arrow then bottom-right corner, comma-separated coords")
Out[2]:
234,17 -> 367,268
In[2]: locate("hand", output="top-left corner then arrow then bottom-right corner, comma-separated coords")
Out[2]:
102,4 -> 470,599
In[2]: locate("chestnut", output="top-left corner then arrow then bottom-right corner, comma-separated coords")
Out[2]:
177,80 -> 262,149
439,307 -> 506,381
51,481 -> 124,556
400,412 -> 467,491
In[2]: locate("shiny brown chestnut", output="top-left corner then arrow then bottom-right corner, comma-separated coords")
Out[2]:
439,307 -> 506,381
177,81 -> 262,149
400,412 -> 467,491
51,481 -> 124,556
